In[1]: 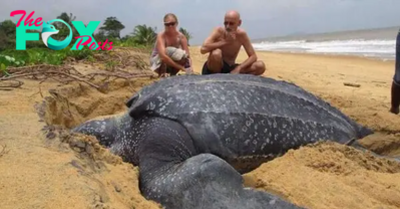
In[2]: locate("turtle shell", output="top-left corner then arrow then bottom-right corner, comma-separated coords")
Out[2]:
126,74 -> 373,160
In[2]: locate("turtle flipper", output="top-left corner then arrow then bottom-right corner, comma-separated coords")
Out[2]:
135,117 -> 303,209
140,153 -> 304,209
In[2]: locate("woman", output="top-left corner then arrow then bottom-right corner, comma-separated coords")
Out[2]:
390,28 -> 400,114
150,13 -> 193,77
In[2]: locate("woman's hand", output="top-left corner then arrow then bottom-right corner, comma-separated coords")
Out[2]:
185,67 -> 194,74
159,72 -> 170,78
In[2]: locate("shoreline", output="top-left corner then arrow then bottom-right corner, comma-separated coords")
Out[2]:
189,39 -> 395,62
253,50 -> 396,62
190,43 -> 396,62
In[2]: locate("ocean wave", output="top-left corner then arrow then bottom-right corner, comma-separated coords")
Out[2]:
252,39 -> 396,59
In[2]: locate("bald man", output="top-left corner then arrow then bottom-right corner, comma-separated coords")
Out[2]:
200,10 -> 266,75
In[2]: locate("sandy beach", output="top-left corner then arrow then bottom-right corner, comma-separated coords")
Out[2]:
0,47 -> 400,209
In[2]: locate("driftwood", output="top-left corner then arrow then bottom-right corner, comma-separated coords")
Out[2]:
343,82 -> 361,88
0,64 -> 157,92
0,46 -> 155,91
0,80 -> 24,90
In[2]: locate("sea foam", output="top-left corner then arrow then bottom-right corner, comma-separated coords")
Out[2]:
252,39 -> 396,60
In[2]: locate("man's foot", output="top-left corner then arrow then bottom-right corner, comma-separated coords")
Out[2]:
239,61 -> 266,75
230,68 -> 241,74
390,107 -> 399,114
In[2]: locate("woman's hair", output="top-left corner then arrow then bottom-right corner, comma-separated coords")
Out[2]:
163,13 -> 178,23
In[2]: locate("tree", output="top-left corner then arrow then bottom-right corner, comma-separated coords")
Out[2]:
99,17 -> 125,39
179,27 -> 192,46
0,20 -> 16,38
131,24 -> 157,46
0,20 -> 16,50
54,12 -> 78,40
0,30 -> 8,51
93,30 -> 107,43
57,12 -> 76,26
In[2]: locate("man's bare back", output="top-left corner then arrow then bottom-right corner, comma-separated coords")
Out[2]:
200,10 -> 266,75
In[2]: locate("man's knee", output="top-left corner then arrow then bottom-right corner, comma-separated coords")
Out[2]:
209,49 -> 222,61
205,49 -> 223,73
252,61 -> 266,75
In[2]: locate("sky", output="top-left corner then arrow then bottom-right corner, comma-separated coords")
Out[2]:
2,0 -> 400,45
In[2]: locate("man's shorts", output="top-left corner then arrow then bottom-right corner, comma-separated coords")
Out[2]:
393,29 -> 400,86
202,60 -> 239,75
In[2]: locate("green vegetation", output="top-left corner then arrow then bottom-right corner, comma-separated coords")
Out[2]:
0,12 -> 193,74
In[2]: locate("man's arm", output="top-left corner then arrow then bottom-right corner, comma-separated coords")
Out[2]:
157,33 -> 185,71
200,27 -> 228,54
235,31 -> 257,71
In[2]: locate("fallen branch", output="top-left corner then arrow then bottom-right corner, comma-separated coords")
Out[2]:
0,144 -> 10,158
343,82 -> 361,88
0,64 -> 157,92
7,64 -> 81,75
85,71 -> 156,80
0,80 -> 24,90
1,70 -> 101,89
0,48 -> 156,91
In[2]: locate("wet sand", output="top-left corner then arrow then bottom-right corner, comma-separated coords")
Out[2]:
0,47 -> 399,209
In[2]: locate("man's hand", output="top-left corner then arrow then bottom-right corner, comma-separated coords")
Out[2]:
224,31 -> 236,43
201,27 -> 229,54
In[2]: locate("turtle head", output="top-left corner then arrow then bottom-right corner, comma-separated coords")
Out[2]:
71,113 -> 127,149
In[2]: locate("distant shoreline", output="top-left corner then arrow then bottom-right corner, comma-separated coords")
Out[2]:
251,25 -> 400,43
189,45 -> 396,62
252,49 -> 396,62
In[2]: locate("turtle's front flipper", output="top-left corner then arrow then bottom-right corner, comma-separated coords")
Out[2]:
136,117 -> 304,209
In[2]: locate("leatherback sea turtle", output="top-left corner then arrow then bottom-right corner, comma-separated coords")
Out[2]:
71,74 -> 374,209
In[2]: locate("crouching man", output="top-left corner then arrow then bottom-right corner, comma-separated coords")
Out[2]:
200,10 -> 266,75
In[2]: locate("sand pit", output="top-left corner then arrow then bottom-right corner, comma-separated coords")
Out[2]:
0,51 -> 163,209
1,47 -> 400,209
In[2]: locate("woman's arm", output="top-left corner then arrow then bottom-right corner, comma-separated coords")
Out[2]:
180,34 -> 194,73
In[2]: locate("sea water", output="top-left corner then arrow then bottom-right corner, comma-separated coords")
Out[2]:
251,26 -> 400,61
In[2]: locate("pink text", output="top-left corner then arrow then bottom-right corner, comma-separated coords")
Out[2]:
75,35 -> 113,50
10,10 -> 43,27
